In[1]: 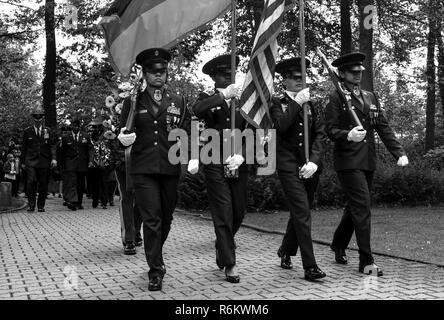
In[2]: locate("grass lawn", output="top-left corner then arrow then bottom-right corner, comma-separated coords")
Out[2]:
0,197 -> 26,213
241,206 -> 444,266
196,206 -> 443,266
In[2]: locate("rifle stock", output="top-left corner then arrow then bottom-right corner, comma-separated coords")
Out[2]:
124,72 -> 143,191
316,49 -> 362,127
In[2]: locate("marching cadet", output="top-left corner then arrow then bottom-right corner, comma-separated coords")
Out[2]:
191,54 -> 247,284
59,118 -> 91,211
270,57 -> 327,281
325,52 -> 409,276
117,48 -> 191,291
21,106 -> 58,212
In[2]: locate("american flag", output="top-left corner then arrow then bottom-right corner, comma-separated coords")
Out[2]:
239,0 -> 295,130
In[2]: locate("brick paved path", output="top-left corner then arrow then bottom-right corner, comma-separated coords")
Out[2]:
1,197 -> 443,300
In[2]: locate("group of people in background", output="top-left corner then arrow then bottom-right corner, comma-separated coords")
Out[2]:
3,47 -> 410,293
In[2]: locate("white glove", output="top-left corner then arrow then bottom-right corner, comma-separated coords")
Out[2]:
347,126 -> 367,142
397,155 -> 409,167
187,159 -> 199,175
226,154 -> 245,170
50,160 -> 57,169
220,83 -> 242,100
300,162 -> 318,179
295,88 -> 310,106
118,127 -> 136,147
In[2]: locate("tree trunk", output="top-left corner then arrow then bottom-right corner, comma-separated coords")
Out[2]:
340,0 -> 353,55
251,0 -> 264,35
437,23 -> 444,129
42,0 -> 57,128
358,0 -> 374,91
425,0 -> 439,151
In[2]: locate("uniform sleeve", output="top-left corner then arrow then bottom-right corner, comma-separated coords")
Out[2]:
309,101 -> 327,165
373,93 -> 406,160
50,129 -> 58,161
270,97 -> 300,134
192,92 -> 229,117
325,91 -> 350,142
20,130 -> 27,164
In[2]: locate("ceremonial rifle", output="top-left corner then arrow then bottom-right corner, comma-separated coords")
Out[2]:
124,67 -> 143,191
316,48 -> 363,127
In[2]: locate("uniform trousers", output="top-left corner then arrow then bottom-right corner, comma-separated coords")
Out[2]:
332,169 -> 374,266
26,167 -> 49,209
88,167 -> 108,207
132,174 -> 179,279
204,165 -> 248,268
278,170 -> 317,269
63,171 -> 86,205
115,169 -> 142,245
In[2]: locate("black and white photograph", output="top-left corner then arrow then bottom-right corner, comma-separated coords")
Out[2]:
0,0 -> 443,309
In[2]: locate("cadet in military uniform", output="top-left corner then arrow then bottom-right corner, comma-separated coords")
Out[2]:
59,118 -> 91,211
270,57 -> 327,281
21,106 -> 58,212
325,52 -> 409,276
191,54 -> 247,284
118,48 -> 190,291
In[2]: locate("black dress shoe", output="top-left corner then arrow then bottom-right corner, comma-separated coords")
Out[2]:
359,263 -> 383,276
331,245 -> 348,264
67,202 -> 77,211
63,201 -> 68,206
38,208 -> 45,212
76,204 -> 84,210
148,276 -> 163,291
304,266 -> 326,281
277,247 -> 293,269
124,242 -> 136,255
135,236 -> 143,247
225,268 -> 240,283
27,206 -> 35,212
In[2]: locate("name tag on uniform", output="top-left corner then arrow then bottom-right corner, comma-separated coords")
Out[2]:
82,138 -> 87,143
138,109 -> 148,114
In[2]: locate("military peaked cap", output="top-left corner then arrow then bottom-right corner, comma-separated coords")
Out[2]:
136,48 -> 171,66
202,54 -> 240,75
275,57 -> 311,76
332,52 -> 366,71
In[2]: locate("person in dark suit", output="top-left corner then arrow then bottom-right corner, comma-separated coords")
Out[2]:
270,57 -> 327,281
117,48 -> 191,291
20,106 -> 58,212
325,52 -> 409,276
60,119 -> 91,210
191,54 -> 248,284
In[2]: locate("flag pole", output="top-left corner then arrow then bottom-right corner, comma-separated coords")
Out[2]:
228,0 -> 239,178
299,0 -> 310,165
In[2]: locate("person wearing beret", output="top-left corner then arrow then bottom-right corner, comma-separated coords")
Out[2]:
325,52 -> 409,276
190,54 -> 248,284
20,106 -> 58,213
59,118 -> 92,211
117,48 -> 191,291
269,57 -> 327,281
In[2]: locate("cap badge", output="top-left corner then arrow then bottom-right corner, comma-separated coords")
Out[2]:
155,50 -> 159,56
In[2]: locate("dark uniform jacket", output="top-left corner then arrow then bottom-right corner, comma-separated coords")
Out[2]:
21,126 -> 57,168
325,89 -> 406,171
60,132 -> 91,172
120,88 -> 190,176
192,90 -> 248,171
270,94 -> 326,173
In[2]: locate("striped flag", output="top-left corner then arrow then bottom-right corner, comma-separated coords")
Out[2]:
99,0 -> 231,76
239,0 -> 295,130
